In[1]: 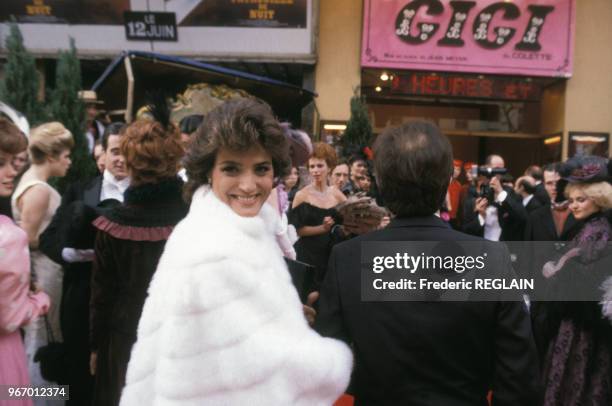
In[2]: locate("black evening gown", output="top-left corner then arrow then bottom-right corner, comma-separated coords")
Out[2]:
289,202 -> 340,287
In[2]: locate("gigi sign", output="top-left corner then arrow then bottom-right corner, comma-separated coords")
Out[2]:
362,0 -> 575,77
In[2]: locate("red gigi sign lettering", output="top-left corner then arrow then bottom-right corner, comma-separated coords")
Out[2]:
395,0 -> 554,51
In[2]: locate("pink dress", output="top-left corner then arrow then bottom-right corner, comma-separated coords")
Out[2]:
0,215 -> 50,406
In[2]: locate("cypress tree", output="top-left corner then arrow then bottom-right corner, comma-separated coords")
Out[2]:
49,38 -> 96,192
0,20 -> 44,125
341,88 -> 373,154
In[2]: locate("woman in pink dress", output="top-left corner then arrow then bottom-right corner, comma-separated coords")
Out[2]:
0,118 -> 50,406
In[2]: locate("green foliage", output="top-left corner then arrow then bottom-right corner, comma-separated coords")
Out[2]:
341,88 -> 373,153
49,38 -> 96,192
0,20 -> 44,124
1,26 -> 95,192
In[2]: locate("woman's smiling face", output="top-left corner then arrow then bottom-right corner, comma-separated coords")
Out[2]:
210,145 -> 274,217
0,151 -> 18,197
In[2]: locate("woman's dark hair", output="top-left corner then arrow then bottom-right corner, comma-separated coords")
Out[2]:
179,114 -> 204,135
374,120 -> 453,217
282,166 -> 301,190
183,98 -> 290,202
102,122 -> 127,151
0,118 -> 27,154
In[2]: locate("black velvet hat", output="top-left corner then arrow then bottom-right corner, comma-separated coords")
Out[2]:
558,155 -> 610,184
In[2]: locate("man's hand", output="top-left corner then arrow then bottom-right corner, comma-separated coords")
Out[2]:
303,291 -> 319,326
489,176 -> 503,197
62,248 -> 95,263
90,352 -> 97,376
379,216 -> 391,229
474,197 -> 488,218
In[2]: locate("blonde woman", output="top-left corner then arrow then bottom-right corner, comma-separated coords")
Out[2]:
12,122 -> 72,401
539,156 -> 612,406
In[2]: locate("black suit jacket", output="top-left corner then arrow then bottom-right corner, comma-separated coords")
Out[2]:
522,206 -> 582,363
523,205 -> 578,242
524,195 -> 542,214
39,176 -> 102,265
533,183 -> 550,206
462,187 -> 528,241
38,176 -> 102,402
316,216 -> 540,406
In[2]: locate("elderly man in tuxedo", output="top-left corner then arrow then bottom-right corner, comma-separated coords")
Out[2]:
315,121 -> 539,405
39,122 -> 129,405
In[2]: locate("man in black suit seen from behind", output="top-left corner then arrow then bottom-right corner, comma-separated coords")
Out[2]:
39,122 -> 129,405
315,121 -> 539,406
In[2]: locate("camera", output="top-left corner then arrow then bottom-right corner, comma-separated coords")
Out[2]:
471,166 -> 508,201
477,166 -> 508,178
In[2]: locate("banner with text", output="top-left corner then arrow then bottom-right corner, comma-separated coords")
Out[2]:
362,0 -> 575,77
0,0 -> 313,59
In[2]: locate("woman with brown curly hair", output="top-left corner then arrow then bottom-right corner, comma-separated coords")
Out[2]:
119,99 -> 352,405
0,118 -> 50,406
89,116 -> 188,406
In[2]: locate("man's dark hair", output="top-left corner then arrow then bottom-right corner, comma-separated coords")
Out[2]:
543,163 -> 557,173
518,178 -> 536,194
102,122 -> 126,151
179,114 -> 204,135
524,165 -> 543,181
374,121 -> 452,217
348,153 -> 366,166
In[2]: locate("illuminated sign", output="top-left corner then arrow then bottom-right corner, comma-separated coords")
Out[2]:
390,73 -> 541,101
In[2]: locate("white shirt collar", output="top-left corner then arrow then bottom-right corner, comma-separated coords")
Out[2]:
484,205 -> 502,241
101,170 -> 130,202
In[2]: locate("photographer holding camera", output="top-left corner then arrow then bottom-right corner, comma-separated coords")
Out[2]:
462,154 -> 528,241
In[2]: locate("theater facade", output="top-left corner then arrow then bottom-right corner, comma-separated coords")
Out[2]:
315,0 -> 612,175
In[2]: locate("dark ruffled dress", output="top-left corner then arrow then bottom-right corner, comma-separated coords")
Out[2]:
541,214 -> 612,406
90,177 -> 188,406
289,202 -> 341,287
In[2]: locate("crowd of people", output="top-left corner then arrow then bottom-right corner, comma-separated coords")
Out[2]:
0,96 -> 610,406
